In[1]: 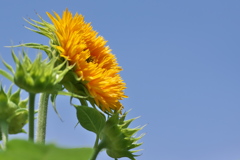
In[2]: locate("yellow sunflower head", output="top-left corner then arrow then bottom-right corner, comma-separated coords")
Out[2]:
25,9 -> 128,113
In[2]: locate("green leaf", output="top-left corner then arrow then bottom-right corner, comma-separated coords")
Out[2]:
76,105 -> 106,135
0,139 -> 93,160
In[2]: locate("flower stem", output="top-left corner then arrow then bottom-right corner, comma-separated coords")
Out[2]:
0,121 -> 9,150
36,93 -> 49,144
93,134 -> 99,149
90,141 -> 104,160
79,98 -> 88,106
28,93 -> 36,142
90,146 -> 101,160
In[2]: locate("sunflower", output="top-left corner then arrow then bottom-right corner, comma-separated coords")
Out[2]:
46,9 -> 127,112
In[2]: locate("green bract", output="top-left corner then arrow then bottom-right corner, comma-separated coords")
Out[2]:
3,50 -> 72,94
99,112 -> 144,160
0,85 -> 28,136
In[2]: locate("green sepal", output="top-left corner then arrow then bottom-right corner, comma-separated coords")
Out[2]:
127,142 -> 143,150
9,89 -> 21,105
6,85 -> 13,97
12,43 -> 52,56
0,69 -> 13,82
120,117 -> 140,129
18,98 -> 28,108
24,16 -> 59,48
24,25 -> 53,39
2,51 -> 15,74
58,91 -> 88,99
0,85 -> 8,107
24,16 -> 56,39
75,105 -> 106,135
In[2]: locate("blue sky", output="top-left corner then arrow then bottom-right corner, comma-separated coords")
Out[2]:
1,1 -> 240,160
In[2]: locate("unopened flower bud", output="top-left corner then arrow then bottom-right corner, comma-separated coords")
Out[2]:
99,112 -> 144,160
10,50 -> 71,94
0,85 -> 28,136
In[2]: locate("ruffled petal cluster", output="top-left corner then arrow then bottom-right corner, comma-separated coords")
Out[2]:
47,9 -> 127,112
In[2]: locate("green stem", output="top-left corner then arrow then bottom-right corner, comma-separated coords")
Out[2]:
90,146 -> 102,160
0,121 -> 9,150
28,93 -> 36,142
94,134 -> 99,149
36,93 -> 49,144
90,141 -> 104,160
79,98 -> 88,106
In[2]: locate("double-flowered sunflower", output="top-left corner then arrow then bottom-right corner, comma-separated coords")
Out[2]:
28,9 -> 127,112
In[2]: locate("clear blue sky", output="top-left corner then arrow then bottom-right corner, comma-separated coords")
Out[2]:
1,1 -> 240,160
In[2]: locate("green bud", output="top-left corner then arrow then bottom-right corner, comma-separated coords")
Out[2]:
0,85 -> 28,136
9,50 -> 72,94
0,91 -> 16,121
99,112 -> 144,160
8,109 -> 28,134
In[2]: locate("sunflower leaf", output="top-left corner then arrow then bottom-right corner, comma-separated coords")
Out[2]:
75,105 -> 106,135
0,139 -> 93,160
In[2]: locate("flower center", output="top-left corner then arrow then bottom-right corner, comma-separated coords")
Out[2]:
86,56 -> 94,63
